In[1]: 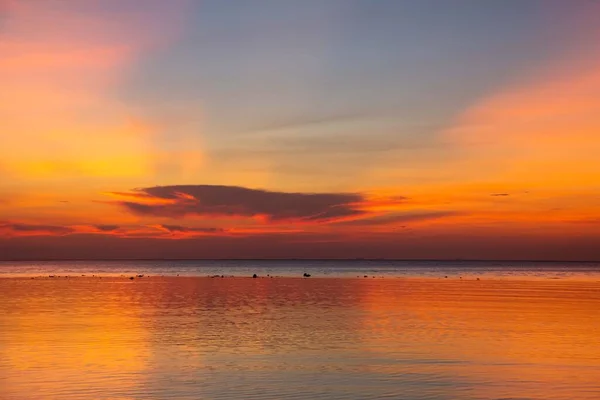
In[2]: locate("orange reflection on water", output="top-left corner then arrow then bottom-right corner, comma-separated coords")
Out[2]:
1,276 -> 599,399
1,278 -> 152,399
357,278 -> 600,399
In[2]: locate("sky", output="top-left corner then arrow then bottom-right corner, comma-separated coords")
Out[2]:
1,0 -> 600,260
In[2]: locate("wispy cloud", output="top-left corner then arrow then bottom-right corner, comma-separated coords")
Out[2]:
333,211 -> 462,227
94,224 -> 120,232
0,222 -> 74,236
243,111 -> 364,134
157,224 -> 224,234
0,221 -> 227,239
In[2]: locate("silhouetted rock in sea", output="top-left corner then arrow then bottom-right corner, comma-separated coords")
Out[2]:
129,277 -> 134,280
303,273 -> 311,277
252,274 -> 258,278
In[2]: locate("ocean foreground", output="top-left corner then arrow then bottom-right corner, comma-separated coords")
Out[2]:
1,261 -> 599,399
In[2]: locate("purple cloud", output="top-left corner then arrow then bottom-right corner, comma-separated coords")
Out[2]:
117,185 -> 365,222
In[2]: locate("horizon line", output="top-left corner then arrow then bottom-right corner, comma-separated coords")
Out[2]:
0,258 -> 599,263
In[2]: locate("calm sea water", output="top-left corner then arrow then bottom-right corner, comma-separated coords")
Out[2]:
1,259 -> 600,279
1,261 -> 599,399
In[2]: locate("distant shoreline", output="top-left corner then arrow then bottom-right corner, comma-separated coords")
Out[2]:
1,258 -> 599,263
1,275 -> 597,283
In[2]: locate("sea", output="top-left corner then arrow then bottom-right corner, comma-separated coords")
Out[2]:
1,260 -> 599,399
1,259 -> 600,279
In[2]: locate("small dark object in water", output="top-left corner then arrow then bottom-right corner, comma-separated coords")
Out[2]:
49,275 -> 55,278
445,276 -> 448,278
221,275 -> 224,278
129,277 -> 134,280
303,273 -> 311,278
137,274 -> 143,278
252,274 -> 258,278
364,275 -> 368,278
477,277 -> 480,281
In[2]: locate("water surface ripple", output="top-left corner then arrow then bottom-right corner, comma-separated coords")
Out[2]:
1,262 -> 599,399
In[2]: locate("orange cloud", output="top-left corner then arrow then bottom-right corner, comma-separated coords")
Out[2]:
441,4 -> 600,191
98,185 -> 470,237
0,1 -> 193,182
0,222 -> 74,237
364,6 -> 598,233
443,65 -> 600,186
0,221 -> 231,239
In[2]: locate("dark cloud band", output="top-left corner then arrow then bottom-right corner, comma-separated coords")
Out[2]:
118,185 -> 365,222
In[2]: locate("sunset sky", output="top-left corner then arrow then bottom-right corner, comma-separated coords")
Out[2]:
2,0 -> 600,260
